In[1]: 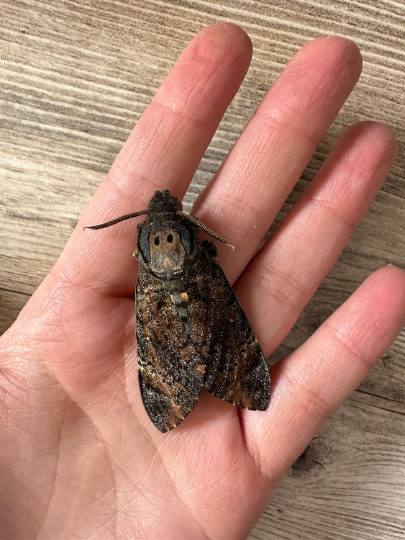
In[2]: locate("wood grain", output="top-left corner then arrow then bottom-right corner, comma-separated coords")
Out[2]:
1,1 -> 405,538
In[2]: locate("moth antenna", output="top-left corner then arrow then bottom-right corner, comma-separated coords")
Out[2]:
83,210 -> 148,231
179,212 -> 234,250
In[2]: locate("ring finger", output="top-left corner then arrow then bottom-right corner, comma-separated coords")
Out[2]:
235,120 -> 398,354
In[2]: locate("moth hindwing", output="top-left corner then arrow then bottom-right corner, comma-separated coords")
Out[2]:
86,189 -> 271,432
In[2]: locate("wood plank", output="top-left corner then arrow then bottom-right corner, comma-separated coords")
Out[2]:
1,1 -> 405,538
250,389 -> 405,540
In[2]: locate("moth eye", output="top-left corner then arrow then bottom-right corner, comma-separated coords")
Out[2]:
154,237 -> 160,246
167,234 -> 173,243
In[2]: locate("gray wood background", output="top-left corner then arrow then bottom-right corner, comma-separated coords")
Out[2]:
1,1 -> 405,539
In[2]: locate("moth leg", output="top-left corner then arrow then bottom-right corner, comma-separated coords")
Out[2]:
202,240 -> 218,260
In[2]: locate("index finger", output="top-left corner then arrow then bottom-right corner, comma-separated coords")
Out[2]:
53,24 -> 253,296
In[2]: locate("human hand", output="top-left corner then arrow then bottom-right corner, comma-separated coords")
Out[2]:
1,24 -> 404,540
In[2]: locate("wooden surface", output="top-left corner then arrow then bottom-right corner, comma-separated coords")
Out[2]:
1,1 -> 405,538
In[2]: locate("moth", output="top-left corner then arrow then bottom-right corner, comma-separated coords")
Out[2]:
86,190 -> 270,432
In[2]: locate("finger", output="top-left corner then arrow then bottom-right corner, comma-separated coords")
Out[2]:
235,121 -> 398,353
243,266 -> 405,485
54,24 -> 252,295
192,36 -> 363,283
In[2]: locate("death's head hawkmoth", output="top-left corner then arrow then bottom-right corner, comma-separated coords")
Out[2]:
86,190 -> 271,432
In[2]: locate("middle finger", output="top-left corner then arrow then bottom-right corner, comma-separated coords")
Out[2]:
193,36 -> 362,283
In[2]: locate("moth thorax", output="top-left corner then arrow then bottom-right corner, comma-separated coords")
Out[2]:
149,227 -> 186,279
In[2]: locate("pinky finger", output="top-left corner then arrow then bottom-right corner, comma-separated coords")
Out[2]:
246,266 -> 405,485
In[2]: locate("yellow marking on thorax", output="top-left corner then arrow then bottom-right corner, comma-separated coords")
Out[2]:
196,365 -> 206,374
171,292 -> 188,303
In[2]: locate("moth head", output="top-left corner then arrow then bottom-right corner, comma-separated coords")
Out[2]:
147,189 -> 183,214
84,189 -> 234,278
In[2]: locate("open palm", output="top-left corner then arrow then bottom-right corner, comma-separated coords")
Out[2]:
1,24 -> 404,540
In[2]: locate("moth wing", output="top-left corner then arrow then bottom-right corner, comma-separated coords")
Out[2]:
202,260 -> 271,411
136,273 -> 207,433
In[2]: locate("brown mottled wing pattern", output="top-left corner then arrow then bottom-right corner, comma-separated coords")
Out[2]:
200,249 -> 270,410
185,247 -> 271,411
136,271 -> 207,433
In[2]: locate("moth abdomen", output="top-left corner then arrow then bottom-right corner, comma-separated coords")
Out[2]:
170,291 -> 190,335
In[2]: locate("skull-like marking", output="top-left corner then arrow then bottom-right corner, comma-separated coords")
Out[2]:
149,228 -> 185,279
